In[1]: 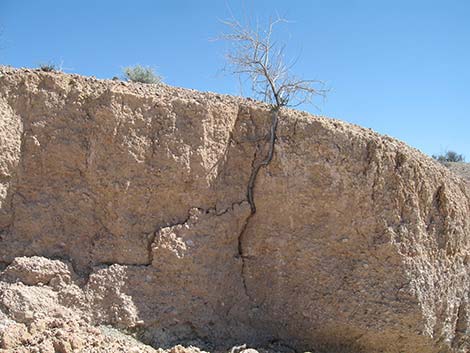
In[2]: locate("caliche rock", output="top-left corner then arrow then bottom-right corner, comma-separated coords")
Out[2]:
1,256 -> 74,285
0,66 -> 469,352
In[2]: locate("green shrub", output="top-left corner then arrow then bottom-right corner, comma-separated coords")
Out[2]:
38,62 -> 58,72
122,65 -> 161,84
432,150 -> 465,163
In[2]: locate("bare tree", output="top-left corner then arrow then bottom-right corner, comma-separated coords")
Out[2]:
220,15 -> 328,213
221,16 -> 327,107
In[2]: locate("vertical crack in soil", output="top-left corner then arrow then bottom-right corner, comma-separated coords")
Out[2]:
237,212 -> 254,300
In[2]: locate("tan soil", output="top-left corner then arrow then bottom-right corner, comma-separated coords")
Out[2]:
0,67 -> 469,353
445,162 -> 470,182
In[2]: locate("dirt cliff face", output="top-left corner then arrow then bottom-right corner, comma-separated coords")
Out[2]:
0,67 -> 469,353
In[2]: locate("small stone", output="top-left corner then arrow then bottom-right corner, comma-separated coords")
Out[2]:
240,349 -> 259,353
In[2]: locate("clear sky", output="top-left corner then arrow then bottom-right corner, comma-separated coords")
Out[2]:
1,0 -> 469,159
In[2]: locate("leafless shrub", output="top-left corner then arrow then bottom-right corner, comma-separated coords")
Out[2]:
220,16 -> 328,108
220,15 -> 328,213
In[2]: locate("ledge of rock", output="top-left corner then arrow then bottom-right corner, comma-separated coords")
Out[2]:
0,66 -> 469,353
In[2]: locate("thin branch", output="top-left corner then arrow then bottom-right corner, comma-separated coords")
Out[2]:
219,16 -> 326,108
218,14 -> 328,212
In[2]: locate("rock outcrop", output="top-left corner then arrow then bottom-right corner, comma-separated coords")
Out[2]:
0,67 -> 469,352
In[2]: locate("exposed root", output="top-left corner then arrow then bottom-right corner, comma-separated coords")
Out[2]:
247,108 -> 279,213
237,107 -> 280,301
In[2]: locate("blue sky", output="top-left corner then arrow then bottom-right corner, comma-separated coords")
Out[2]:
1,0 -> 469,159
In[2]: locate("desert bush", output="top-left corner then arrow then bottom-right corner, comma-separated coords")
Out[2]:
38,62 -> 58,72
432,150 -> 465,163
122,65 -> 161,84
